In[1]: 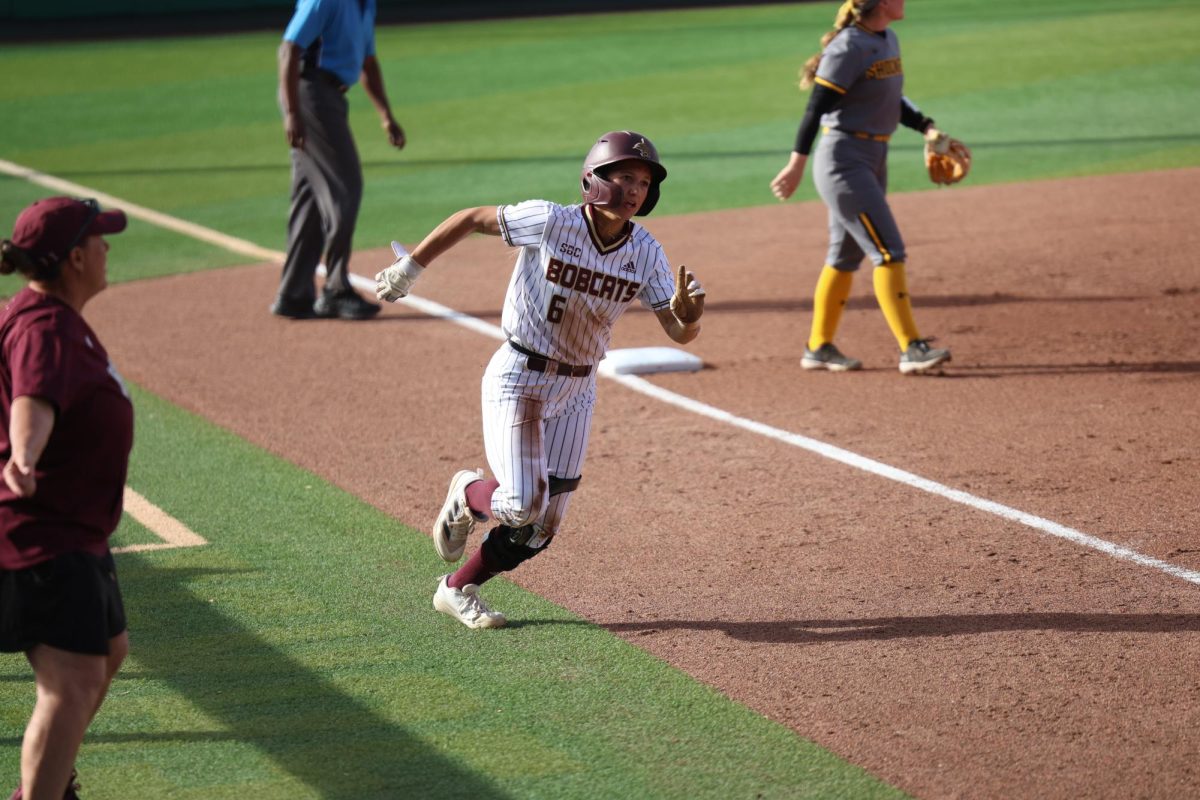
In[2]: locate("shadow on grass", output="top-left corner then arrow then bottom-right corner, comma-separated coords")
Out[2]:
605,612 -> 1200,643
502,618 -> 592,630
109,559 -> 512,800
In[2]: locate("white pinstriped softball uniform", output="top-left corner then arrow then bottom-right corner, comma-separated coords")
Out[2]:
483,199 -> 675,542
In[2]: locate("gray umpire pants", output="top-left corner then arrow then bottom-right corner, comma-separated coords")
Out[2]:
278,73 -> 363,304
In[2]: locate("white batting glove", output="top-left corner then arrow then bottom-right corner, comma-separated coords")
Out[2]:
375,241 -> 425,302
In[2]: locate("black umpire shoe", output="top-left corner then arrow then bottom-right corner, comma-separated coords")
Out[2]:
313,291 -> 381,320
269,295 -> 317,319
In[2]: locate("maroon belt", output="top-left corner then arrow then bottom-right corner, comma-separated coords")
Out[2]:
508,340 -> 592,378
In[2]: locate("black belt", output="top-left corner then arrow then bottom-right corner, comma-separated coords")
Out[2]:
508,340 -> 592,378
301,68 -> 349,93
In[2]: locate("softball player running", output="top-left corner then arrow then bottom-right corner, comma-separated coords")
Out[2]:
375,131 -> 705,628
770,0 -> 954,374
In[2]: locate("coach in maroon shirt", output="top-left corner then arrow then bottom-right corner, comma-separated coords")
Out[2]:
0,196 -> 131,800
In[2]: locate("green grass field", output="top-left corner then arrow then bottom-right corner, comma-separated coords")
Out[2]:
3,0 -> 1198,283
2,1 -> 1199,796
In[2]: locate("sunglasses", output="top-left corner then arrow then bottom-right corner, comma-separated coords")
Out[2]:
63,198 -> 101,254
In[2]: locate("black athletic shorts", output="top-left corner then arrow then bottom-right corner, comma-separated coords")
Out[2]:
0,550 -> 127,656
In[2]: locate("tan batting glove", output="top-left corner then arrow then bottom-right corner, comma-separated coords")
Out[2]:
670,265 -> 705,325
375,241 -> 425,302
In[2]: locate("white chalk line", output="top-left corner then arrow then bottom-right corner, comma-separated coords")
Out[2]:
7,159 -> 1196,585
115,488 -> 208,554
600,376 -> 1200,585
0,159 -> 281,263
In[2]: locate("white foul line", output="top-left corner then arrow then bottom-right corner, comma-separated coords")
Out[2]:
0,159 -> 283,264
115,488 -> 208,554
7,159 -> 1196,586
602,375 -> 1200,585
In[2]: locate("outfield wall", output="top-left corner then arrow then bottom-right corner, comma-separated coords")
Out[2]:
2,0 -> 800,24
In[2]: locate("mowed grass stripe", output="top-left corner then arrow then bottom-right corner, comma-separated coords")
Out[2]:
2,0 -> 1198,269
2,384 -> 906,799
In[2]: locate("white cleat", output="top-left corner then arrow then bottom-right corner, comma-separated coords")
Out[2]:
433,575 -> 506,629
433,468 -> 486,562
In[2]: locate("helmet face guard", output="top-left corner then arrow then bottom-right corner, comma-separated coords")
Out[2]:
580,131 -> 667,216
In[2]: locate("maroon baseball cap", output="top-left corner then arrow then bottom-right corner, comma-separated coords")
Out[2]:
10,196 -> 127,265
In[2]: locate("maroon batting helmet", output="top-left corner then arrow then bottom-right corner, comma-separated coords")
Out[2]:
580,131 -> 667,216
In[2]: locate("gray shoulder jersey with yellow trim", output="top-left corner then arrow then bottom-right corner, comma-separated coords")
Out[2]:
813,24 -> 903,136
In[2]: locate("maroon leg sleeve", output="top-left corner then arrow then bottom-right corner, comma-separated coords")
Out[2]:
448,547 -> 502,590
465,478 -> 500,519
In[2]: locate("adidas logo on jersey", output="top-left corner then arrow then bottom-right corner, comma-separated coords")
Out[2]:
621,261 -> 636,273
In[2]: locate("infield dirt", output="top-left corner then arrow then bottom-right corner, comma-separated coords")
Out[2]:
91,168 -> 1200,799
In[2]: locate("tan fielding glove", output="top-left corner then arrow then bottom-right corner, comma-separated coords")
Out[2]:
924,127 -> 972,185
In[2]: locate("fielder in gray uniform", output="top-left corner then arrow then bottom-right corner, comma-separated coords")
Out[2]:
771,0 -> 954,374
375,131 -> 706,628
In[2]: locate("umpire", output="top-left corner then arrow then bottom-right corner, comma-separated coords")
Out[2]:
272,0 -> 406,320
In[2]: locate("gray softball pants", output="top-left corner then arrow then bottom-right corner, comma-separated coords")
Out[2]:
812,130 -> 907,271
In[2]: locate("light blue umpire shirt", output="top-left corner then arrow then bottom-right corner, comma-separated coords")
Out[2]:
283,0 -> 377,88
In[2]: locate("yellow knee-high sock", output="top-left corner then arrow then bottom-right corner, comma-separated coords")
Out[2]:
807,265 -> 855,351
873,262 -> 921,350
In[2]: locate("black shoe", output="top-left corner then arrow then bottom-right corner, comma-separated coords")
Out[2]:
6,766 -> 79,799
313,291 -> 381,320
64,769 -> 82,799
269,296 -> 317,319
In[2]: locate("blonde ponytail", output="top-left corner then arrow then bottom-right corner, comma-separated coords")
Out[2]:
798,0 -> 869,90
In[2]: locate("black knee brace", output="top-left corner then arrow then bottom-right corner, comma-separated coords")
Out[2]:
482,475 -> 578,572
481,524 -> 553,572
548,474 -> 581,496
